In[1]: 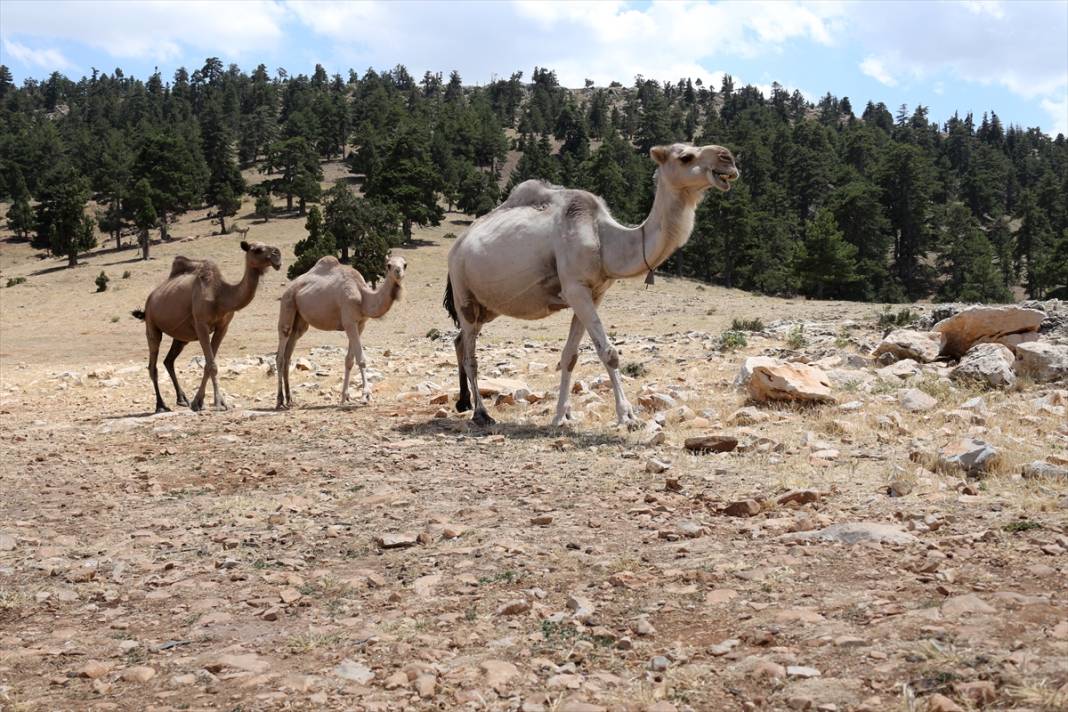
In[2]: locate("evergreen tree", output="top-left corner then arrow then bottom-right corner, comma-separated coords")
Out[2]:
134,127 -> 208,240
263,137 -> 321,212
457,164 -> 500,217
35,164 -> 96,266
363,126 -> 443,241
288,205 -> 336,279
255,193 -> 273,222
935,203 -> 1011,303
796,208 -> 858,299
6,171 -> 34,241
877,143 -> 935,297
128,178 -> 158,260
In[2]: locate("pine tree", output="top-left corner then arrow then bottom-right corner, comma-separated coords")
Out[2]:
796,208 -> 858,299
935,203 -> 1011,303
263,137 -> 321,212
35,164 -> 96,266
288,205 -> 336,279
457,163 -> 500,217
877,143 -> 935,297
134,127 -> 208,240
255,193 -> 273,222
128,178 -> 158,260
6,171 -> 34,241
363,126 -> 443,241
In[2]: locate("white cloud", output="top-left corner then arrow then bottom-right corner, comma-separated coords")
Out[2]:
1041,96 -> 1068,137
859,56 -> 897,87
2,38 -> 75,71
1,0 -> 287,62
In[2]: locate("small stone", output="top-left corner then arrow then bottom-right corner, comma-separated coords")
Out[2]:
899,388 -> 938,412
633,617 -> 656,636
684,434 -> 738,453
646,458 -> 671,474
414,673 -> 436,698
334,659 -> 374,684
941,594 -> 996,618
750,660 -> 786,679
924,693 -> 963,712
776,489 -> 820,507
384,670 -> 408,689
122,666 -> 157,683
79,661 -> 110,679
376,532 -> 419,549
953,680 -> 996,706
480,660 -> 518,693
497,599 -> 530,616
279,587 -> 302,604
261,606 -> 282,621
786,665 -> 821,679
0,533 -> 15,551
724,499 -> 761,517
708,638 -> 740,656
649,655 -> 670,672
530,514 -> 554,526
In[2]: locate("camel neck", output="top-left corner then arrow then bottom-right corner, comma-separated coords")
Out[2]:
601,182 -> 701,280
220,263 -> 262,312
359,277 -> 401,319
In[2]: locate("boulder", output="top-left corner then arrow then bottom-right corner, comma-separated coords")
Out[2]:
734,356 -> 781,388
748,363 -> 835,404
780,522 -> 918,545
939,438 -> 999,475
898,388 -> 937,413
950,343 -> 1016,388
873,329 -> 945,363
1014,341 -> 1068,382
876,359 -> 921,381
1022,461 -> 1068,479
933,305 -> 1045,358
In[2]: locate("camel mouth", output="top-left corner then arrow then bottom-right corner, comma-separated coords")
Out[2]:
710,171 -> 732,192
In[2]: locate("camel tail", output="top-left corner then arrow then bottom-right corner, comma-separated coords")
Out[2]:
443,275 -> 459,328
131,309 -> 146,321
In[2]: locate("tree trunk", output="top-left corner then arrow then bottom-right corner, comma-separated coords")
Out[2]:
141,229 -> 150,261
403,218 -> 412,243
68,250 -> 77,267
160,209 -> 169,241
298,197 -> 306,216
340,244 -> 349,263
115,230 -> 122,251
219,214 -> 227,234
286,193 -> 293,211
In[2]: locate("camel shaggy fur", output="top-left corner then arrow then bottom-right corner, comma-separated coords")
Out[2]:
275,255 -> 406,409
133,241 -> 281,412
444,143 -> 739,428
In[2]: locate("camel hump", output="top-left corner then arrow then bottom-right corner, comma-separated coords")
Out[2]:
500,179 -> 563,209
169,255 -> 204,278
311,256 -> 342,273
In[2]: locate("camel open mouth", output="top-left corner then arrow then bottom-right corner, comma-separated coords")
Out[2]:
710,171 -> 734,192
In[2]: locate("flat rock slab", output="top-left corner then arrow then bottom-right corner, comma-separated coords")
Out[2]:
684,434 -> 738,453
780,522 -> 918,545
934,305 -> 1045,358
748,362 -> 836,404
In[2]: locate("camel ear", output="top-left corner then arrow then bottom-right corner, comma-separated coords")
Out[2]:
650,145 -> 671,165
240,241 -> 250,252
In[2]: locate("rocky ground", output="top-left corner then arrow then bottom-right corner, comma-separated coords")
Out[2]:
1,197 -> 1067,712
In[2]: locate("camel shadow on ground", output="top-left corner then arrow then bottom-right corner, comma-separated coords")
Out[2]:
394,418 -> 627,446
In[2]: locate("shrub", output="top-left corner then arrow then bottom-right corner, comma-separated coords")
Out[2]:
443,232 -> 457,239
621,361 -> 647,378
5,277 -> 26,287
731,317 -> 765,332
122,270 -> 131,279
95,271 -> 110,292
719,330 -> 747,351
876,306 -> 915,329
785,324 -> 807,349
426,328 -> 442,341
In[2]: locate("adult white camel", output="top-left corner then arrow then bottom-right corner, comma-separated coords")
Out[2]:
444,142 -> 739,428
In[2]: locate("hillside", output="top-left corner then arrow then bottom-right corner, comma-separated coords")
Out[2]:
1,185 -> 1067,711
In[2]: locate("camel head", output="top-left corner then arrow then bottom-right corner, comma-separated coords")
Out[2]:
385,254 -> 407,282
650,143 -> 740,193
241,240 -> 282,273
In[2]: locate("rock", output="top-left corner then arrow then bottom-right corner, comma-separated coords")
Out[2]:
480,660 -> 518,693
639,391 -> 676,412
633,617 -> 657,636
786,666 -> 821,679
477,377 -> 530,397
749,362 -> 835,403
334,659 -> 375,684
708,638 -> 740,656
376,532 -> 419,549
728,406 -> 768,425
899,388 -> 938,413
558,702 -> 606,712
414,673 -> 436,698
724,499 -> 761,517
530,514 -> 553,526
0,533 -> 15,551
953,680 -> 996,706
873,330 -> 945,363
941,594 -> 996,618
684,434 -> 738,453
645,458 -> 671,474
497,599 -> 530,616
777,489 -> 821,506
933,305 -> 1045,358
750,660 -> 787,679
925,692 -> 964,712
649,655 -> 670,672
877,359 -> 922,381
79,661 -> 110,679
735,356 -> 781,387
781,522 -> 918,545
951,343 -> 1016,388
294,357 -> 315,371
1023,460 -> 1068,479
1014,341 -> 1068,382
203,653 -> 270,674
939,438 -> 999,475
122,666 -> 157,683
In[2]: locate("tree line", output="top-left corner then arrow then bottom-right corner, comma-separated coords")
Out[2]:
1,61 -> 1065,299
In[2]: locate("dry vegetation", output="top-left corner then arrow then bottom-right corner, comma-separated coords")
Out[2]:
0,179 -> 1066,711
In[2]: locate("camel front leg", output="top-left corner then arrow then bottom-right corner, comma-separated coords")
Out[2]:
563,286 -> 639,429
340,321 -> 369,404
551,314 -> 586,427
189,322 -> 216,412
208,321 -> 231,409
146,324 -> 168,414
460,321 -> 494,426
163,339 -> 189,407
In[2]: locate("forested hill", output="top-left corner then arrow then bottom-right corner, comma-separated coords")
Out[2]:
1,62 -> 1065,300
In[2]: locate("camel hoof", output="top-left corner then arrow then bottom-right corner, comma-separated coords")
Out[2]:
472,410 -> 496,427
154,405 -> 171,414
190,401 -> 203,412
619,416 -> 641,432
456,399 -> 472,413
276,403 -> 289,411
176,396 -> 189,407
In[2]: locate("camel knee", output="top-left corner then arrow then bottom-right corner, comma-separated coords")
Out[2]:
560,352 -> 578,373
598,345 -> 619,370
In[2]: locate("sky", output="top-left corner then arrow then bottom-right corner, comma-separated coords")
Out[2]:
1,0 -> 1066,136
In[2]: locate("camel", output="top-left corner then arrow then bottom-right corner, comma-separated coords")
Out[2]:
274,254 -> 406,409
444,142 -> 739,428
232,224 -> 250,239
132,241 -> 282,413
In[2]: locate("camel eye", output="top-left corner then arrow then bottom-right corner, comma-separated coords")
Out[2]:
679,154 -> 694,164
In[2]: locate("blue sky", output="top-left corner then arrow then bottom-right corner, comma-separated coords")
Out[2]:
1,0 -> 1065,135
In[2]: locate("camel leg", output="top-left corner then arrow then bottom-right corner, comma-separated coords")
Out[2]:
460,321 -> 494,426
563,286 -> 639,429
189,322 -> 216,412
163,339 -> 189,407
146,323 -> 169,414
281,317 -> 307,408
340,320 -> 369,404
550,314 -> 586,427
276,302 -> 299,410
208,321 -> 231,409
454,332 -> 471,412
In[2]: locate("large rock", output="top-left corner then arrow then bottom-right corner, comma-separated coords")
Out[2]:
734,356 -> 780,388
748,363 -> 835,404
873,330 -> 945,363
939,438 -> 999,475
950,343 -> 1016,388
1014,342 -> 1068,382
898,388 -> 937,413
780,522 -> 918,545
933,305 -> 1045,358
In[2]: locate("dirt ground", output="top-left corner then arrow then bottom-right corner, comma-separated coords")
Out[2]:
1,182 -> 1066,712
